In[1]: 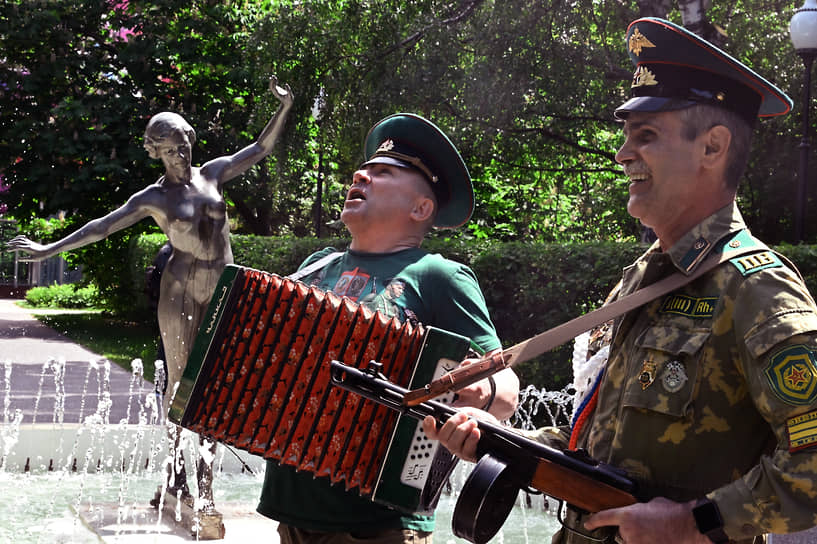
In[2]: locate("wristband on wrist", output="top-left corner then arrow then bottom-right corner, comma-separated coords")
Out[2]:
692,498 -> 729,543
482,375 -> 497,412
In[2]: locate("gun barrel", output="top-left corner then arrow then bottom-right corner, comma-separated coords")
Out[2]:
329,361 -> 637,496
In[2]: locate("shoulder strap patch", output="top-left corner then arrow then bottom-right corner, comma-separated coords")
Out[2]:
729,250 -> 783,277
787,409 -> 817,452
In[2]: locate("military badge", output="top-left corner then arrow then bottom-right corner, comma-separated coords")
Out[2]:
679,237 -> 711,272
787,410 -> 817,452
765,345 -> 817,406
639,359 -> 657,390
661,360 -> 688,393
376,139 -> 395,153
730,250 -> 783,277
632,66 -> 658,88
628,27 -> 656,56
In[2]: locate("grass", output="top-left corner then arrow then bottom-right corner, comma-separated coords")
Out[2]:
34,312 -> 160,383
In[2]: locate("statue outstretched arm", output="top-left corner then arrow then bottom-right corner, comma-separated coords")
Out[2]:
6,190 -> 156,260
204,76 -> 295,184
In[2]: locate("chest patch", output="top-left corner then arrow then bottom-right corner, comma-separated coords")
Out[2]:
765,345 -> 817,406
787,410 -> 817,452
729,251 -> 783,277
659,294 -> 718,318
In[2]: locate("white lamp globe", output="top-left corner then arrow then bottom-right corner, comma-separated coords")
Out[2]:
791,0 -> 817,51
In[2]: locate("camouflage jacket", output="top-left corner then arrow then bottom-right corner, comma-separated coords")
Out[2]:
564,202 -> 817,541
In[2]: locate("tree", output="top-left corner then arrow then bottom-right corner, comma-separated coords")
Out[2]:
1,0 -> 812,306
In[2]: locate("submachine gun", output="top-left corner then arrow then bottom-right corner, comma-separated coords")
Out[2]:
330,360 -> 639,544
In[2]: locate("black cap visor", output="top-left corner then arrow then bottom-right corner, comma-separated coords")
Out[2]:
360,155 -> 449,208
361,156 -> 414,171
615,96 -> 698,119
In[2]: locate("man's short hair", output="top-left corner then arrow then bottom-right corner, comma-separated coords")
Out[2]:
678,104 -> 753,190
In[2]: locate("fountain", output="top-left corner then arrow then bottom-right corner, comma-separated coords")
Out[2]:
0,343 -> 567,543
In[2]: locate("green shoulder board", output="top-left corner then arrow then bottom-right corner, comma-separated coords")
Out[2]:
721,230 -> 782,277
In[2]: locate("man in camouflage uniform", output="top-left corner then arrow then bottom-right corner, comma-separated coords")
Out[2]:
424,17 -> 817,544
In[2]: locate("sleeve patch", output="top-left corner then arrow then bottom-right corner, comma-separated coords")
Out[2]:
787,410 -> 817,452
765,344 -> 817,406
729,251 -> 783,277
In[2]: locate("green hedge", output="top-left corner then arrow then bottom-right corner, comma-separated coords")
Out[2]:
25,283 -> 102,308
127,234 -> 817,393
127,234 -> 352,316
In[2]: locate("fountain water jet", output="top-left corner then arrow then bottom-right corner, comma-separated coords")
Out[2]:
0,349 -> 567,543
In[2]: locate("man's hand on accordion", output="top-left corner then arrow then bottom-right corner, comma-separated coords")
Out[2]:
450,349 -> 519,420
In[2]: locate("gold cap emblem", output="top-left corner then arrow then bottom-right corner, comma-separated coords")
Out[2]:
632,66 -> 658,88
376,139 -> 395,153
629,27 -> 656,56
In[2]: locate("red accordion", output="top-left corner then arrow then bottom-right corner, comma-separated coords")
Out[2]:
169,264 -> 472,514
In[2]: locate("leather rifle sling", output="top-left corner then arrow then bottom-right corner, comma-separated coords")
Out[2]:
403,242 -> 763,405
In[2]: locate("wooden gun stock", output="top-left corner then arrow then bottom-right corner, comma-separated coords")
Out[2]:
330,360 -> 638,544
530,455 -> 637,513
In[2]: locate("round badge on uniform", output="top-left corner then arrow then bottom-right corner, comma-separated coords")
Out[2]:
661,360 -> 688,393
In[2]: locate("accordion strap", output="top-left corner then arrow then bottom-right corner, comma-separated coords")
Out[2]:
287,251 -> 345,282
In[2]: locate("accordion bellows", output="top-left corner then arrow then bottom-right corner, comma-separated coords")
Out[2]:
169,264 -> 472,513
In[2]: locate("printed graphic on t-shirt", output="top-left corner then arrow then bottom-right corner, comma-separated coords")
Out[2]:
360,278 -> 407,320
332,267 -> 371,299
308,259 -> 415,323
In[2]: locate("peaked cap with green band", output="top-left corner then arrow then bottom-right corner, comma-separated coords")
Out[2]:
616,18 -> 792,123
362,113 -> 474,228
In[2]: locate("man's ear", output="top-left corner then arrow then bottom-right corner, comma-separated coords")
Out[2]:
410,196 -> 436,223
702,125 -> 731,167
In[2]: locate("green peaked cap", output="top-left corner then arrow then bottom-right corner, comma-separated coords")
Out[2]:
363,113 -> 474,228
616,17 -> 792,123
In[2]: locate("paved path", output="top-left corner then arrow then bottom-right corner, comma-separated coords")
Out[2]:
0,298 -> 278,543
0,298 -> 151,425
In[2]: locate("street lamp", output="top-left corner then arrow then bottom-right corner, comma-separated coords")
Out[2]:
790,0 -> 817,242
311,88 -> 327,238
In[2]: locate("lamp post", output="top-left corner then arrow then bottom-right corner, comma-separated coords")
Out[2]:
790,0 -> 817,242
311,88 -> 327,238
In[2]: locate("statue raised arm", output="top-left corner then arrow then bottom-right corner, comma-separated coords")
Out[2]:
9,76 -> 294,404
7,77 -> 294,535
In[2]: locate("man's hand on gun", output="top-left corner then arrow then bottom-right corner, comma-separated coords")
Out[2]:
422,407 -> 497,463
422,407 -> 709,544
584,498 -> 711,544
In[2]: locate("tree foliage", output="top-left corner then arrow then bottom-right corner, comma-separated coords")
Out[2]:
1,0 -> 814,294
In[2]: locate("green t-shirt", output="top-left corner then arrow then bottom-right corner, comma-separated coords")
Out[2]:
256,247 -> 500,533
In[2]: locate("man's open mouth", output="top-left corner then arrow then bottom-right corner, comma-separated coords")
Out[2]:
347,188 -> 367,201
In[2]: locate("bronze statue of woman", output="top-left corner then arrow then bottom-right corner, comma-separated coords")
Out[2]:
8,77 -> 294,536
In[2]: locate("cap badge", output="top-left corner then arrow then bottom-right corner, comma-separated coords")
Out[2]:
632,66 -> 658,88
629,27 -> 656,56
376,139 -> 395,153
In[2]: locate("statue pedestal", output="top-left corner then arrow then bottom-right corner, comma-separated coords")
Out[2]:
151,486 -> 227,540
